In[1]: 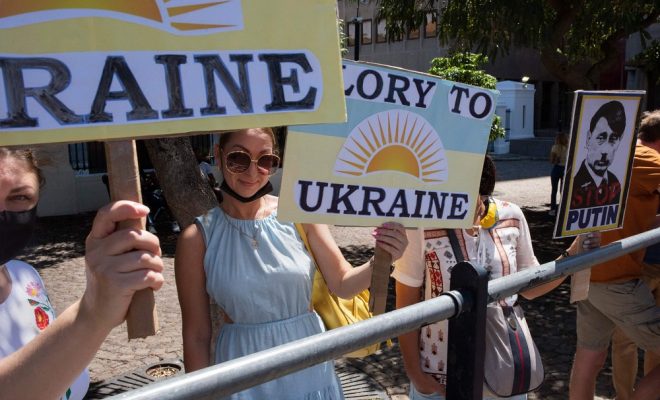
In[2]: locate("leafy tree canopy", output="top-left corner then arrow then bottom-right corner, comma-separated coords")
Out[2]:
428,52 -> 497,89
376,0 -> 660,90
631,39 -> 660,83
428,52 -> 504,141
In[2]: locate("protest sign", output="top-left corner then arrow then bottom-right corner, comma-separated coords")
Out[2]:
0,0 -> 345,146
554,91 -> 644,238
278,60 -> 498,228
0,0 -> 345,337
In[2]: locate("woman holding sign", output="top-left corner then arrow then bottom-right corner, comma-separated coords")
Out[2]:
175,127 -> 408,399
0,147 -> 165,399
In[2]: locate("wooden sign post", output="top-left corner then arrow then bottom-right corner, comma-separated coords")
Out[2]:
369,247 -> 392,316
104,140 -> 159,338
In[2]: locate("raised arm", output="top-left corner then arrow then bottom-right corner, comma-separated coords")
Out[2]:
304,222 -> 407,299
521,232 -> 601,300
0,201 -> 164,400
175,222 -> 212,372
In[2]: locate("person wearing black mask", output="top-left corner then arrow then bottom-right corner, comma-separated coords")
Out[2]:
0,147 -> 165,399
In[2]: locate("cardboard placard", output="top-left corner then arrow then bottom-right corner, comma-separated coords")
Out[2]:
278,60 -> 499,228
554,91 -> 644,238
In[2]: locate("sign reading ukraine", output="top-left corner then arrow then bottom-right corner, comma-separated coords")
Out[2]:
0,0 -> 345,146
278,61 -> 499,228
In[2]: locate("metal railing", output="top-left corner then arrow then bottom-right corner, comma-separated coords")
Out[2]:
110,227 -> 660,400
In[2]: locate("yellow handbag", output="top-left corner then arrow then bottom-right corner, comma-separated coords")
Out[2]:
295,223 -> 387,358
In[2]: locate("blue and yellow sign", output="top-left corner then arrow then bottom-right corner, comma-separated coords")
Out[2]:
278,60 -> 499,228
0,0 -> 345,145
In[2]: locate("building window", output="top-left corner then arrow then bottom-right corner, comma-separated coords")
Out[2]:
424,12 -> 437,38
361,19 -> 372,45
376,19 -> 386,43
408,25 -> 420,40
347,21 -> 356,46
68,142 -> 107,174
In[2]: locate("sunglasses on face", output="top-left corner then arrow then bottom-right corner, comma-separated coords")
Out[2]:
223,150 -> 280,175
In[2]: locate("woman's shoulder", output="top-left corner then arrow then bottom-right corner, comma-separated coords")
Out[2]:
493,198 -> 524,218
6,260 -> 39,275
6,260 -> 44,286
196,205 -> 222,222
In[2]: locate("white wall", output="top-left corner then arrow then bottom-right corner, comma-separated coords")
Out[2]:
36,144 -> 110,217
495,81 -> 535,139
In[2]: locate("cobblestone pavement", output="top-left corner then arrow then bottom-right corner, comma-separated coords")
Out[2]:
24,157 -> 625,399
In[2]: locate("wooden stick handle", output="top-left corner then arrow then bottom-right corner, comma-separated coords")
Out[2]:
369,246 -> 392,316
105,140 -> 159,338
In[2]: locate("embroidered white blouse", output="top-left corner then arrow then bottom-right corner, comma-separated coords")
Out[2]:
392,198 -> 539,381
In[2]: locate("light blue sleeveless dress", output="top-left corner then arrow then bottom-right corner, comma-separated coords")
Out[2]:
196,207 -> 344,400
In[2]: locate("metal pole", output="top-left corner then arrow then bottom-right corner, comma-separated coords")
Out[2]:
110,227 -> 660,400
447,262 -> 489,400
488,227 -> 660,303
353,17 -> 362,61
111,294 -> 462,400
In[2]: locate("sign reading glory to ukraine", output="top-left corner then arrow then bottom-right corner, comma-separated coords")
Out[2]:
278,60 -> 499,228
0,0 -> 345,146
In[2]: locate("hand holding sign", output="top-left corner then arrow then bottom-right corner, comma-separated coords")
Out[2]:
84,200 -> 164,330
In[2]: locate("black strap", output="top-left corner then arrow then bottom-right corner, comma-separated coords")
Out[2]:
447,229 -> 467,263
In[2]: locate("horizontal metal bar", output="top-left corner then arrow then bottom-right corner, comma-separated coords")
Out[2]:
488,227 -> 660,301
111,227 -> 660,400
111,293 -> 461,399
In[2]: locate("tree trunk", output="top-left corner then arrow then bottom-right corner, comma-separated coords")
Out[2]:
145,136 -> 223,361
144,136 -> 217,230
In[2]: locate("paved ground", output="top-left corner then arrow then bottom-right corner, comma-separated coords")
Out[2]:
24,156 -> 628,399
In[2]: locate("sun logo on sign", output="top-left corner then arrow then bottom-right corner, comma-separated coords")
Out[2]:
334,110 -> 448,183
0,0 -> 244,35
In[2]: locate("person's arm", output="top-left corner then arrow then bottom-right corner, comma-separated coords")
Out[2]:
0,201 -> 164,400
396,281 -> 444,395
175,223 -> 212,372
393,228 -> 444,395
521,233 -> 601,299
304,222 -> 407,299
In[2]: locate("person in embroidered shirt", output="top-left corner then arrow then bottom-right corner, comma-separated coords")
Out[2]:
570,100 -> 626,209
393,155 -> 597,400
0,146 -> 165,400
175,127 -> 409,399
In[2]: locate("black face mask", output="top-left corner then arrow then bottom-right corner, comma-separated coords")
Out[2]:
220,180 -> 273,203
0,207 -> 37,265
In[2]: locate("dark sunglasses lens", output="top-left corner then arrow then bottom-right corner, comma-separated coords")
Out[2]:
257,155 -> 279,174
226,152 -> 251,173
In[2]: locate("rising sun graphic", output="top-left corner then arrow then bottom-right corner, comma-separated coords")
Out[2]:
333,110 -> 448,183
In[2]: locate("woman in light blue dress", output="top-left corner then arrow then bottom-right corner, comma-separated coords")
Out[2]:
175,128 -> 408,399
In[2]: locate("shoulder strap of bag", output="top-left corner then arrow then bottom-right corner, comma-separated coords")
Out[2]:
295,223 -> 317,269
447,229 -> 467,262
295,223 -> 323,313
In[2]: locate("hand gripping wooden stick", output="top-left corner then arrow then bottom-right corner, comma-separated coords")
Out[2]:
105,140 -> 159,338
369,246 -> 392,316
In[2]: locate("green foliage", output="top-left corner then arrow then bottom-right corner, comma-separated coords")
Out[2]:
490,115 -> 506,142
376,0 -> 660,89
338,18 -> 348,57
428,52 -> 504,141
428,52 -> 497,89
631,40 -> 660,84
375,0 -> 435,43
